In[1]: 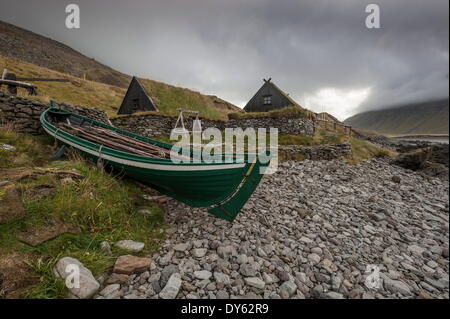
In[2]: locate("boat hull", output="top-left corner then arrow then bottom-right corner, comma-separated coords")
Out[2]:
40,107 -> 271,220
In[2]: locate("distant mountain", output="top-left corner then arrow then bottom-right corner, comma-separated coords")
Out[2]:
0,20 -> 240,119
344,99 -> 449,135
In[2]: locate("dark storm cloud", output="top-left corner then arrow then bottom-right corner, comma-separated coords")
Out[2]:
0,0 -> 448,119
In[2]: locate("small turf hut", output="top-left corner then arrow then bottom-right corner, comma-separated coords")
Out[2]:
117,76 -> 157,115
244,78 -> 300,112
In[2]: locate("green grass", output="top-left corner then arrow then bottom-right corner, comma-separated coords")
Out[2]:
153,128 -> 393,163
278,134 -> 315,146
349,137 -> 393,160
0,128 -> 166,298
1,55 -> 235,120
140,79 -> 224,120
0,128 -> 53,168
228,106 -> 316,120
25,257 -> 67,299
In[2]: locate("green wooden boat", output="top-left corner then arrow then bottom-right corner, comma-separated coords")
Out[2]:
40,107 -> 272,221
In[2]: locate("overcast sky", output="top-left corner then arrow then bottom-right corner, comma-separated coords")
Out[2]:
0,0 -> 448,120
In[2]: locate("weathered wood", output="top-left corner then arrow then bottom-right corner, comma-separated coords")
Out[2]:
61,124 -> 163,158
56,122 -> 191,160
16,78 -> 70,82
92,126 -> 170,156
0,79 -> 38,95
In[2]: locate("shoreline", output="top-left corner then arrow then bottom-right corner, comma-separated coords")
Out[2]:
390,135 -> 449,145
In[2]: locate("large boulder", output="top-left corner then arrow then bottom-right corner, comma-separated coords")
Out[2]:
430,144 -> 449,167
392,147 -> 432,170
53,257 -> 100,299
422,162 -> 449,180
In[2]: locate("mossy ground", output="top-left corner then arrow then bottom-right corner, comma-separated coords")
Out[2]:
228,105 -> 316,120
0,127 -> 166,298
154,127 -> 392,162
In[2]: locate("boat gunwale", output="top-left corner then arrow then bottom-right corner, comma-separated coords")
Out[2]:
40,107 -> 263,169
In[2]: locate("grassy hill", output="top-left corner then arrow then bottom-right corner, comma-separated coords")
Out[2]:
344,99 -> 449,136
0,20 -> 240,120
0,55 -> 239,120
0,20 -> 130,88
0,55 -> 126,116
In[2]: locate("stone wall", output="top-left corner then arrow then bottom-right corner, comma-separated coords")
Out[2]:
111,113 -> 315,138
110,113 -> 224,138
0,91 -> 109,134
0,90 -> 316,138
227,117 -> 315,136
279,143 -> 352,160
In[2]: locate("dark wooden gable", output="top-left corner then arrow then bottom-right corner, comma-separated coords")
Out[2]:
117,76 -> 158,115
243,78 -> 299,112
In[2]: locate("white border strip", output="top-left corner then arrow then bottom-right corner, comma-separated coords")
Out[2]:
44,126 -> 246,171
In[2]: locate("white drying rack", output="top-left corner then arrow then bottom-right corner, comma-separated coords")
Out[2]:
173,108 -> 202,136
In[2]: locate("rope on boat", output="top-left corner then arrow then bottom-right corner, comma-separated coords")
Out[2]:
52,128 -> 61,148
97,144 -> 105,171
207,160 -> 257,214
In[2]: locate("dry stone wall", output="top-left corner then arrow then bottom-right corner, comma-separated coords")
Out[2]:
0,91 -> 109,134
110,114 -> 224,138
0,91 -> 354,162
279,143 -> 352,160
0,90 -> 315,138
227,117 -> 315,136
111,114 -> 315,138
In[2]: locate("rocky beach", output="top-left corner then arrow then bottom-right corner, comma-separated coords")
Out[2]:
98,158 -> 449,299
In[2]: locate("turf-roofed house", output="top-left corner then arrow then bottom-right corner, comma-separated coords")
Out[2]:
244,78 -> 301,112
117,76 -> 158,115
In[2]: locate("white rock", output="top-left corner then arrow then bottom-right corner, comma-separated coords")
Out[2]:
192,248 -> 207,258
173,242 -> 190,252
363,225 -> 376,234
0,144 -> 15,151
99,284 -> 120,297
54,257 -> 100,299
280,281 -> 297,297
257,247 -> 267,257
194,270 -> 212,280
236,254 -> 249,264
214,272 -> 231,285
115,240 -> 145,252
244,277 -> 265,289
100,241 -> 112,255
217,245 -> 235,258
159,273 -> 181,299
307,253 -> 321,265
262,272 -> 278,284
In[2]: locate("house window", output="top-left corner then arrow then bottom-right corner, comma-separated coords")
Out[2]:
263,96 -> 272,105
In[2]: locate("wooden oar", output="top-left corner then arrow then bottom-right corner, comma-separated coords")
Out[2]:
57,122 -> 190,161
